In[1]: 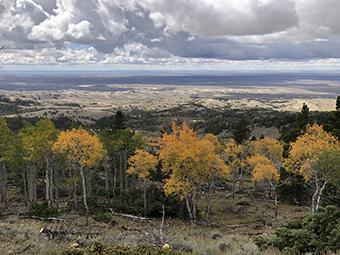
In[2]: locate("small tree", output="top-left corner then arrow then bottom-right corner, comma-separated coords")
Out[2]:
285,124 -> 339,212
297,103 -> 310,129
127,149 -> 158,216
224,138 -> 247,197
202,133 -> 230,217
247,155 -> 280,218
53,129 -> 104,223
248,137 -> 283,218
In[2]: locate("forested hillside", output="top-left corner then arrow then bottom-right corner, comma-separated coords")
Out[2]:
0,97 -> 339,255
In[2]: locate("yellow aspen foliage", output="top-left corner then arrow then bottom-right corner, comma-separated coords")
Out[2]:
248,155 -> 280,183
224,138 -> 247,170
249,137 -> 283,167
203,133 -> 225,155
52,128 -> 104,168
285,124 -> 339,182
159,121 -> 230,199
164,177 -> 193,200
127,149 -> 158,216
53,128 -> 105,223
127,149 -> 158,181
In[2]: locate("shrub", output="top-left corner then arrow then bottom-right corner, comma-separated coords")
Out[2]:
254,206 -> 340,254
93,213 -> 116,225
25,203 -> 60,218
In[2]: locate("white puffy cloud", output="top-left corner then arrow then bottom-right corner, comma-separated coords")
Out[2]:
1,0 -> 340,65
141,0 -> 299,36
28,0 -> 129,42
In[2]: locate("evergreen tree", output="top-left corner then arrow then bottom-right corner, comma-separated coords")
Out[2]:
233,119 -> 250,144
114,110 -> 127,130
335,96 -> 340,122
297,102 -> 310,129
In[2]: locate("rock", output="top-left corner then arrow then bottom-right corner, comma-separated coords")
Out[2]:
162,243 -> 171,250
70,242 -> 80,249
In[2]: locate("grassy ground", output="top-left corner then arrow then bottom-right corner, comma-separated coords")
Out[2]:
0,214 -> 282,255
1,178 -> 338,255
0,189 -> 314,255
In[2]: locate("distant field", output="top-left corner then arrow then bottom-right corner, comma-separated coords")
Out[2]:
1,70 -> 340,97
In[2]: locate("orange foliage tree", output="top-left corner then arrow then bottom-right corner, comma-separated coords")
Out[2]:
53,128 -> 104,222
224,138 -> 247,197
285,124 -> 339,212
127,149 -> 158,216
248,137 -> 283,218
159,121 -> 230,221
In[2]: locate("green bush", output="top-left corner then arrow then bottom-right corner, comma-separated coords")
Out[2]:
93,213 -> 116,225
254,206 -> 340,254
25,203 -> 60,218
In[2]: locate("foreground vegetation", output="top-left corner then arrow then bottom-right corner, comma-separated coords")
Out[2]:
0,97 -> 339,254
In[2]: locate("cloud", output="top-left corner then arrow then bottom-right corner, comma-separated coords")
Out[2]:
1,0 -> 340,66
28,0 -> 129,42
142,0 -> 299,36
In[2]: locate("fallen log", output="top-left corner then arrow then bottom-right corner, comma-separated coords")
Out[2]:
19,215 -> 66,223
39,226 -> 101,240
109,208 -> 152,222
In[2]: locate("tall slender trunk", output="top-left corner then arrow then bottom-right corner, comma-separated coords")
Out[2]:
104,160 -> 110,197
274,188 -> 278,219
22,173 -> 28,207
315,180 -> 327,212
45,158 -> 53,208
232,172 -> 236,198
238,168 -> 243,192
312,178 -> 321,213
87,170 -> 92,198
79,166 -> 89,225
206,183 -> 212,219
124,150 -> 128,192
0,162 -> 7,206
27,166 -> 37,208
112,155 -> 117,199
73,167 -> 78,208
143,184 -> 147,217
192,190 -> 197,221
119,152 -> 123,194
185,197 -> 193,222
54,165 -> 59,209
73,183 -> 78,208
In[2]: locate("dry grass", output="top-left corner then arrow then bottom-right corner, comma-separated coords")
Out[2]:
1,212 -> 339,255
0,192 -> 334,255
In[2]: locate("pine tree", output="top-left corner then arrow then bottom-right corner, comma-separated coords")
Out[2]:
114,110 -> 127,130
297,102 -> 310,129
233,119 -> 250,144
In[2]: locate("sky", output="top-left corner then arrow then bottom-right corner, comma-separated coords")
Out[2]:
1,0 -> 340,69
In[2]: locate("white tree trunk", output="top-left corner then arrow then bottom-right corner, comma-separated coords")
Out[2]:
79,166 -> 89,224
